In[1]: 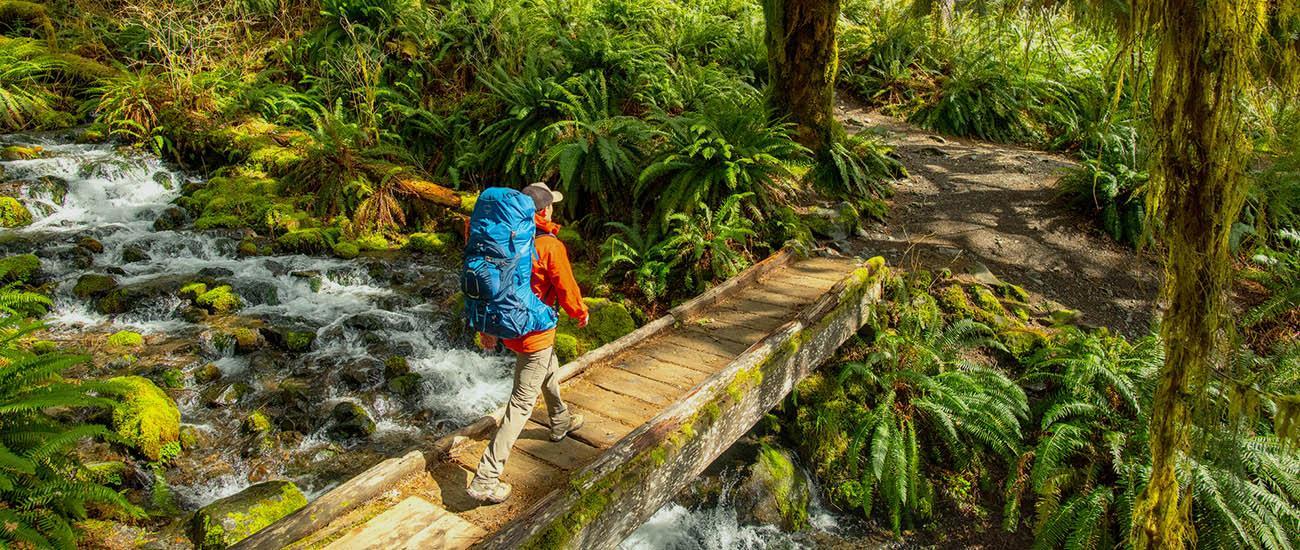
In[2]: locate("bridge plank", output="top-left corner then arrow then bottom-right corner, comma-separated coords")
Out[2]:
760,272 -> 839,299
728,284 -> 816,309
324,496 -> 445,550
682,323 -> 771,348
654,332 -> 748,360
786,259 -> 853,284
530,406 -> 627,449
514,420 -> 602,470
582,367 -> 682,408
403,512 -> 484,549
562,381 -> 660,427
611,359 -> 710,389
639,345 -> 729,375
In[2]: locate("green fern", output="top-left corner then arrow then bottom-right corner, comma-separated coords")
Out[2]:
0,289 -> 142,549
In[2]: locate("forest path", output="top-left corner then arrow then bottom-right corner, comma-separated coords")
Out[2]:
837,99 -> 1161,336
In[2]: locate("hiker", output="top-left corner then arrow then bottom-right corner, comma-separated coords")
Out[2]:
462,182 -> 589,504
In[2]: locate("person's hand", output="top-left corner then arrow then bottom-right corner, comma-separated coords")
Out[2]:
478,333 -> 498,350
577,312 -> 589,328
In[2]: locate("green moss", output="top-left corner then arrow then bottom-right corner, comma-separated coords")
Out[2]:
106,376 -> 181,462
970,285 -> 1009,325
285,331 -> 314,352
459,193 -> 477,215
242,411 -> 272,434
355,233 -> 389,251
179,282 -> 207,302
29,339 -> 56,354
757,443 -> 810,530
0,253 -> 40,283
276,228 -> 338,254
386,373 -> 423,396
193,363 -> 222,384
186,175 -> 283,232
554,333 -> 580,363
0,196 -> 32,227
383,356 -> 409,378
194,214 -> 244,230
196,285 -> 242,314
230,328 -> 259,351
188,480 -> 307,549
1000,327 -> 1048,359
106,330 -> 144,349
158,368 -> 184,389
332,241 -> 359,259
404,232 -> 455,255
937,285 -> 975,317
73,273 -> 117,298
237,238 -> 259,257
996,282 -> 1031,303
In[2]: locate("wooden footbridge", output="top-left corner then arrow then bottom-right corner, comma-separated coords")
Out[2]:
233,250 -> 888,550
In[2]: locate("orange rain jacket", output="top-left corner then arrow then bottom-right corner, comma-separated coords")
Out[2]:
484,214 -> 588,353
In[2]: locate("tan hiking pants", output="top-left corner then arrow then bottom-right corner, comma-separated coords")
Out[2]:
473,346 -> 571,482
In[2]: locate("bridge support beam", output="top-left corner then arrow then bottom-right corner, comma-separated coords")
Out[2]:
483,257 -> 889,549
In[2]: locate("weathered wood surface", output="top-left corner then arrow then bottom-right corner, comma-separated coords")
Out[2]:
231,451 -> 425,550
245,251 -> 872,549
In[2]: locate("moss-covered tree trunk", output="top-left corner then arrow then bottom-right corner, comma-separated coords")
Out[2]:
762,0 -> 841,153
1129,1 -> 1267,548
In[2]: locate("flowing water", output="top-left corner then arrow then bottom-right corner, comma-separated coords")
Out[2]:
1,134 -> 512,509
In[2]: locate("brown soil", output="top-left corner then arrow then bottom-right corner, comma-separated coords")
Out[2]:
837,100 -> 1162,337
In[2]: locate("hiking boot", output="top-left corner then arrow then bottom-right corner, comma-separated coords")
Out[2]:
466,478 -> 512,504
551,414 -> 584,442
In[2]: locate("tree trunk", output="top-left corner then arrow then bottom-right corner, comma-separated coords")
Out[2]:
762,0 -> 841,153
1129,1 -> 1266,548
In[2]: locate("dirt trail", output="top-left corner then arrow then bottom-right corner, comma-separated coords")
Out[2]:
837,100 -> 1161,336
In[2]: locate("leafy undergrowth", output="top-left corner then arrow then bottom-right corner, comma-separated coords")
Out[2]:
788,269 -> 1300,548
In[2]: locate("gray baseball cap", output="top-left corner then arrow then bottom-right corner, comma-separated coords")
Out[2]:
522,182 -> 564,211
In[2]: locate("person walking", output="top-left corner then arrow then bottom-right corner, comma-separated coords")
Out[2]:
466,182 -> 589,504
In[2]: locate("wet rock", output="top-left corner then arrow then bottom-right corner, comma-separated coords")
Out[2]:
734,443 -> 810,531
153,207 -> 189,231
198,267 -> 234,278
73,273 -> 118,298
233,280 -> 279,306
28,176 -> 68,205
383,356 -> 410,378
193,363 -> 222,384
387,373 -> 423,397
77,236 -> 104,254
195,285 -> 242,314
121,243 -> 151,264
339,357 -> 383,389
0,197 -> 31,228
289,270 -> 323,292
180,306 -> 209,323
803,202 -> 859,242
328,402 -> 375,440
152,171 -> 176,190
261,324 -> 316,352
345,311 -> 413,332
0,254 -> 42,284
242,411 -> 272,435
187,480 -> 306,549
105,376 -> 181,462
203,382 -> 249,408
95,275 -> 188,315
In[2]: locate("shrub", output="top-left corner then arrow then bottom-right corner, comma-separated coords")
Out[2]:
637,98 -> 807,224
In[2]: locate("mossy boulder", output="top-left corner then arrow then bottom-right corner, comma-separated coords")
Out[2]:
106,330 -> 144,350
555,298 -> 637,362
77,236 -> 104,254
0,254 -> 41,283
153,206 -> 189,231
106,376 -> 181,462
187,480 -> 306,549
736,443 -> 810,531
386,373 -> 423,397
193,363 -> 222,384
275,228 -> 338,255
262,325 -> 315,352
196,285 -> 242,314
355,233 -> 389,251
328,402 -> 375,440
383,356 -> 410,378
0,196 -> 32,228
554,333 -> 580,363
332,241 -> 359,259
404,232 -> 455,255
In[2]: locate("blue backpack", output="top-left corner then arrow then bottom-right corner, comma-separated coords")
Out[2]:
460,188 -> 558,339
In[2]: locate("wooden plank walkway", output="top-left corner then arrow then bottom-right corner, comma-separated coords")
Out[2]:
240,252 -> 871,550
